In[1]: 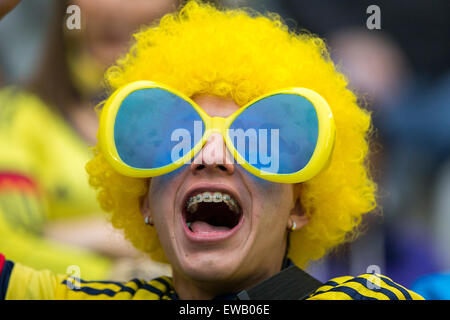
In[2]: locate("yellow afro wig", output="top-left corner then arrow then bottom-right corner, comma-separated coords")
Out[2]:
86,0 -> 377,268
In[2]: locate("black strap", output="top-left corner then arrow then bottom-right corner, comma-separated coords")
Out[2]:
236,265 -> 323,300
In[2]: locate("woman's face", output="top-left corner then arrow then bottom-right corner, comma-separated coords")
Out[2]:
142,95 -> 308,295
74,0 -> 179,67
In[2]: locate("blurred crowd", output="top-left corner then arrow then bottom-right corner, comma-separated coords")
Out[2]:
0,0 -> 449,298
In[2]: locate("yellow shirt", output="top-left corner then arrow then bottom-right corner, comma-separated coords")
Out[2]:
0,87 -> 111,279
0,87 -> 100,219
0,256 -> 423,300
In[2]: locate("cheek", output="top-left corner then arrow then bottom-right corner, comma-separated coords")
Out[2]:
148,166 -> 187,214
238,165 -> 293,219
151,165 -> 187,188
236,164 -> 275,193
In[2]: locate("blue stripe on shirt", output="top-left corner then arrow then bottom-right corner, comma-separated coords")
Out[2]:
378,274 -> 413,300
313,285 -> 379,300
61,277 -> 168,298
343,276 -> 399,300
0,260 -> 14,300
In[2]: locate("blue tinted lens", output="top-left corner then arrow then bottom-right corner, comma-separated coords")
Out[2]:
114,88 -> 204,169
228,94 -> 318,174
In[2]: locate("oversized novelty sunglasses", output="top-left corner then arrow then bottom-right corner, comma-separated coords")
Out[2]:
98,81 -> 335,183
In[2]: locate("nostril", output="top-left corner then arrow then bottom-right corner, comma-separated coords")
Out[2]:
194,164 -> 227,171
217,165 -> 228,172
196,164 -> 206,170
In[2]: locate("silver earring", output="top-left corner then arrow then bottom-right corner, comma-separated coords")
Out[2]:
288,220 -> 297,231
144,216 -> 153,225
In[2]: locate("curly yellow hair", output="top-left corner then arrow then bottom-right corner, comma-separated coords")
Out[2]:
86,0 -> 377,268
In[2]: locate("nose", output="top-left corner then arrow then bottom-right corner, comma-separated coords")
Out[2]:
190,132 -> 235,176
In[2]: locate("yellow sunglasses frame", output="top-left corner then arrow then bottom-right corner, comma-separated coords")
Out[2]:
98,81 -> 335,183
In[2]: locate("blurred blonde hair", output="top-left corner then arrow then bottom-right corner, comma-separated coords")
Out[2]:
86,0 -> 377,268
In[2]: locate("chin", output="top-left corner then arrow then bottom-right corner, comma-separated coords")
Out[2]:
176,250 -> 244,283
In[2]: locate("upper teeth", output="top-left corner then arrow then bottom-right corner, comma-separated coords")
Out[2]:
186,192 -> 240,214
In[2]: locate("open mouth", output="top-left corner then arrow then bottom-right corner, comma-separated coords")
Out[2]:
182,189 -> 243,237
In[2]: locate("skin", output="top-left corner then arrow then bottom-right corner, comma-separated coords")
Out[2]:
141,95 -> 309,299
74,0 -> 180,68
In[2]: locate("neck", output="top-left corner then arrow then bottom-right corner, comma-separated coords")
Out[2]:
173,276 -> 218,300
171,257 -> 286,300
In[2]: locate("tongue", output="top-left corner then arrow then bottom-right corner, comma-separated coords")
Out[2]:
190,221 -> 231,233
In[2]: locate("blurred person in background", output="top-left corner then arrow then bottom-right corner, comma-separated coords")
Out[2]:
411,156 -> 450,299
0,0 -> 187,280
409,74 -> 450,299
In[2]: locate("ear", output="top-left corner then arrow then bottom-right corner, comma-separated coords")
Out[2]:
289,188 -> 309,230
